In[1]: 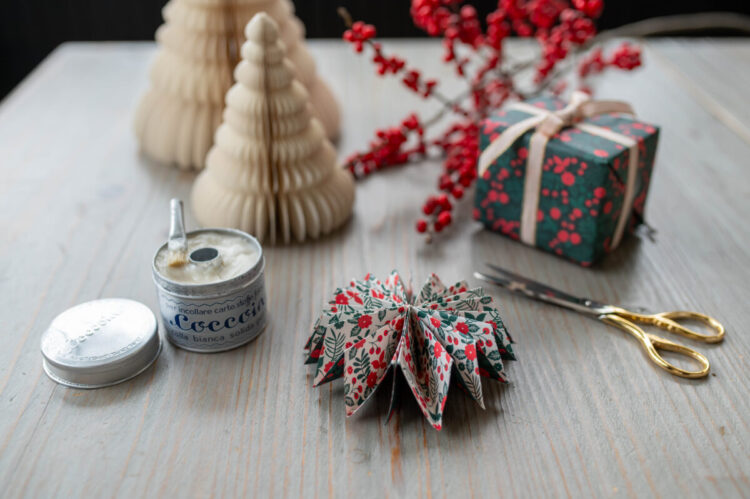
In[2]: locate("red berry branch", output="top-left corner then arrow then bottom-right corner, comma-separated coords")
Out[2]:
339,1 -> 642,241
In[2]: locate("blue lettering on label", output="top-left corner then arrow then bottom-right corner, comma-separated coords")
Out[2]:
170,314 -> 190,330
168,298 -> 266,335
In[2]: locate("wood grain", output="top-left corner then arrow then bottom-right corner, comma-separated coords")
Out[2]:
0,39 -> 748,498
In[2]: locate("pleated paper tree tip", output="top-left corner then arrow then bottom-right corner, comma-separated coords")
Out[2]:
190,12 -> 355,244
245,12 -> 279,44
133,0 -> 342,170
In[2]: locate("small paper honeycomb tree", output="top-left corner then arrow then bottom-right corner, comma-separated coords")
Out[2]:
134,0 -> 341,170
191,13 -> 354,244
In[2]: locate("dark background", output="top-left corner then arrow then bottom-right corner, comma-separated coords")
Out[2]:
2,0 -> 750,99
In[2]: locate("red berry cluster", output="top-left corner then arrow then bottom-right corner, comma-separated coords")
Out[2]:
535,8 -> 597,82
578,43 -> 642,77
402,70 -> 439,98
435,121 -> 479,197
411,0 -> 465,38
610,42 -> 642,70
345,114 -> 425,178
417,194 -> 453,233
572,0 -> 604,18
370,42 -> 406,75
341,1 -> 643,240
472,55 -> 510,110
343,21 -> 376,52
448,5 -> 484,48
346,20 -> 442,99
486,10 -> 511,49
416,121 -> 479,234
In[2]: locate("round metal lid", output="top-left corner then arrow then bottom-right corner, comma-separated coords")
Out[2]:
41,298 -> 162,389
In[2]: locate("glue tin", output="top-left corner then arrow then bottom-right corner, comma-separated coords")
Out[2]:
152,228 -> 268,352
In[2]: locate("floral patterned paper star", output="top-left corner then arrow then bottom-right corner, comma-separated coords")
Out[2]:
304,271 -> 515,430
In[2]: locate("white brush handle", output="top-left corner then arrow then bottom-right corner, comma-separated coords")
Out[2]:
168,199 -> 187,252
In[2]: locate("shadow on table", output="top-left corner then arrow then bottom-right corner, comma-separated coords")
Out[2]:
340,370 -> 512,440
58,350 -> 166,408
470,226 -> 646,273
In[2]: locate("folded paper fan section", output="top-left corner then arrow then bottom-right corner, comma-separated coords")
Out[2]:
191,13 -> 355,244
305,272 -> 516,430
134,0 -> 341,170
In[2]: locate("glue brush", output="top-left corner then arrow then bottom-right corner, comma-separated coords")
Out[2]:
167,198 -> 188,267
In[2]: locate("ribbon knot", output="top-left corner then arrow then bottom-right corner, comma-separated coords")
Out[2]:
477,92 -> 639,252
536,91 -> 592,138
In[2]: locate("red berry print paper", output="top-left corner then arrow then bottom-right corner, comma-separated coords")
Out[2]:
304,271 -> 515,430
474,96 -> 659,266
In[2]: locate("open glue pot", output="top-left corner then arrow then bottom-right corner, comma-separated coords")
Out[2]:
152,199 -> 268,352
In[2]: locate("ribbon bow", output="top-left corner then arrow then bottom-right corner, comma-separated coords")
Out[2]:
535,91 -> 632,137
478,92 -> 638,250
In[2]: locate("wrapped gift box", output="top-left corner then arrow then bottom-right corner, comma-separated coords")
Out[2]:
473,93 -> 659,266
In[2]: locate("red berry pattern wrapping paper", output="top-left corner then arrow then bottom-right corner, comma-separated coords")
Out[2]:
304,271 -> 515,430
474,93 -> 659,266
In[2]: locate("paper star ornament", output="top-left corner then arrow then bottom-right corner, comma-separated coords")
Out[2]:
304,271 -> 515,430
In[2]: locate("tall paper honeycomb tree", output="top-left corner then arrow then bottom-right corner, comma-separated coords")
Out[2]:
191,13 -> 355,244
134,0 -> 341,170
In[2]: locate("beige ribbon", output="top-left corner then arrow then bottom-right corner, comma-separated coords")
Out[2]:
478,91 -> 638,249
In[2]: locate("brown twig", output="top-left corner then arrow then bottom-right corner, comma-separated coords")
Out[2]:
338,7 -> 466,114
337,6 -> 353,27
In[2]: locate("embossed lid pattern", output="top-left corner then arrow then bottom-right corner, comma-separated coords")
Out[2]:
40,298 -> 162,389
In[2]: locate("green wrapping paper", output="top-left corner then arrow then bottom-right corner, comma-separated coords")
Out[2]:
474,93 -> 659,266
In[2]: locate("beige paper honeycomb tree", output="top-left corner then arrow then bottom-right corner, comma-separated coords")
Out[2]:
134,0 -> 341,170
191,13 -> 354,244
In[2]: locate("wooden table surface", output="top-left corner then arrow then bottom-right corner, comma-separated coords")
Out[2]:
1,39 -> 749,498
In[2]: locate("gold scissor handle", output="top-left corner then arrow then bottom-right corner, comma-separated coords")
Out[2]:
610,308 -> 725,344
600,313 -> 711,378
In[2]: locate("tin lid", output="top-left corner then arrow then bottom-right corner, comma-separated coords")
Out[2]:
40,298 -> 162,389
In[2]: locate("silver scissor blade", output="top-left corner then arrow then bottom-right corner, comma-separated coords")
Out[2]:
473,270 -> 601,316
473,271 -> 559,306
476,265 -> 609,316
484,263 -> 600,308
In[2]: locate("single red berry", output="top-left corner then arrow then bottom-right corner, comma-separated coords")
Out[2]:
416,219 -> 428,233
422,200 -> 436,215
437,211 -> 452,226
439,175 -> 454,191
437,195 -> 452,211
361,24 -> 376,39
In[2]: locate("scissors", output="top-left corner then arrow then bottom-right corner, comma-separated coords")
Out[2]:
474,263 -> 725,379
